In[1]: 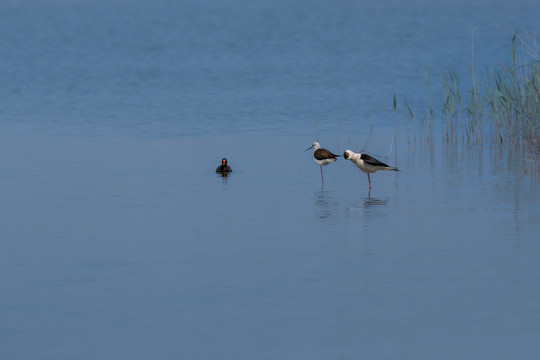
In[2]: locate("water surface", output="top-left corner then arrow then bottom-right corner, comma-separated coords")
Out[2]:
1,1 -> 539,359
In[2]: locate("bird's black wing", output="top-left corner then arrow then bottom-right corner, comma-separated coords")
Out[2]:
360,153 -> 390,167
314,149 -> 340,160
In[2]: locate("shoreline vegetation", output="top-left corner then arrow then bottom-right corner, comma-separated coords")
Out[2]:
397,31 -> 540,160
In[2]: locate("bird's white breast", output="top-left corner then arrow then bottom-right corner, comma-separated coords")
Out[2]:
353,157 -> 376,173
314,158 -> 336,166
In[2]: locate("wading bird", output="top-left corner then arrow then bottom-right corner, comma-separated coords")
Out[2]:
343,150 -> 398,189
305,141 -> 340,183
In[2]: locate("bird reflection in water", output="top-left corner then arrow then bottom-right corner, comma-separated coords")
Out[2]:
314,190 -> 338,219
346,190 -> 390,218
217,171 -> 230,179
362,189 -> 389,208
363,195 -> 389,208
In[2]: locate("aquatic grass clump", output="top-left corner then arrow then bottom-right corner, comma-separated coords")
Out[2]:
403,31 -> 540,159
483,34 -> 540,156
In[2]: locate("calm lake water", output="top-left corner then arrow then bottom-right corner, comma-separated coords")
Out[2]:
1,1 -> 539,359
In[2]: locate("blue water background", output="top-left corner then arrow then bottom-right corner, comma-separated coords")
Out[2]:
1,1 -> 540,359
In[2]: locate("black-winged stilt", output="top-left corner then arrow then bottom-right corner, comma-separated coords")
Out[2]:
216,158 -> 232,173
343,150 -> 398,189
305,141 -> 340,183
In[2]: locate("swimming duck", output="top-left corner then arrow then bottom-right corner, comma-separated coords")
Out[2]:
216,158 -> 232,173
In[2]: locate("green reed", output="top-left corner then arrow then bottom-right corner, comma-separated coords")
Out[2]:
402,31 -> 540,158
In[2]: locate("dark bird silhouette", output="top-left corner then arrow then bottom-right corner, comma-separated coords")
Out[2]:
216,158 -> 232,173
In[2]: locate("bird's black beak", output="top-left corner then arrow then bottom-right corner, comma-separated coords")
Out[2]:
304,146 -> 313,152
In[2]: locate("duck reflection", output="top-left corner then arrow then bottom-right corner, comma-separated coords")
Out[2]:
217,171 -> 230,180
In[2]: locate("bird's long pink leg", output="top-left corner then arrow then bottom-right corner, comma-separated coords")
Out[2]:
367,173 -> 372,189
320,165 -> 324,183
